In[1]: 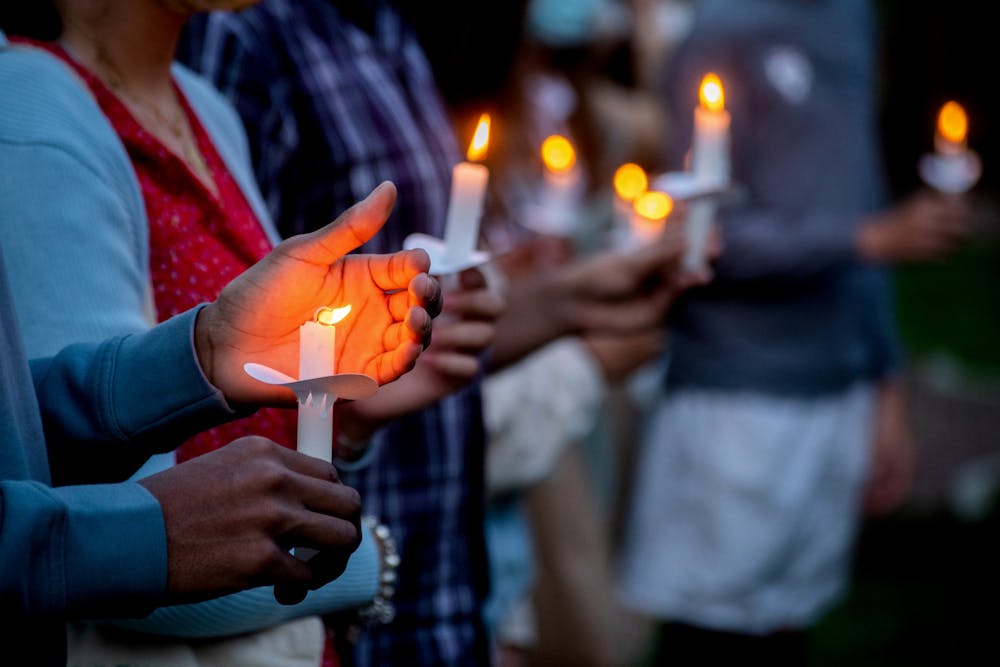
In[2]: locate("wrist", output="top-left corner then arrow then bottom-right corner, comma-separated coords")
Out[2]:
193,304 -> 219,389
855,220 -> 888,263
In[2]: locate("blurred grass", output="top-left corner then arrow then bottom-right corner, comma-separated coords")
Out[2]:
893,232 -> 1000,380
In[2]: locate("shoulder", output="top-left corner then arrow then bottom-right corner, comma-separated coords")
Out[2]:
0,40 -> 135,187
0,41 -> 106,144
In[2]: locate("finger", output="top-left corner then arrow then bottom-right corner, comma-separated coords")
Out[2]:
380,249 -> 433,291
288,181 -> 398,265
410,306 -> 434,348
294,476 -> 364,521
267,444 -> 343,482
429,321 -> 496,350
424,351 -> 482,378
442,289 -> 506,319
410,272 -> 443,318
301,551 -> 354,588
274,583 -> 309,606
387,289 -> 413,322
289,514 -> 362,554
458,266 -> 488,290
368,340 -> 424,382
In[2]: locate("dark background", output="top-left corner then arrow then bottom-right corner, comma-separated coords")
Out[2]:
812,2 -> 1000,665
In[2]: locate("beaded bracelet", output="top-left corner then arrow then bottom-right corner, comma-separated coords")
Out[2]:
358,516 -> 399,625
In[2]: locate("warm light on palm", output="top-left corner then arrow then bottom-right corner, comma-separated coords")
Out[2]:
197,182 -> 438,407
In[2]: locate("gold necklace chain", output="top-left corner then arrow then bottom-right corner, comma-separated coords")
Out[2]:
60,27 -> 216,195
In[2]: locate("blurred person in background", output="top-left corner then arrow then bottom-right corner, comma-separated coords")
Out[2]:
618,0 -> 973,664
408,2 -> 704,665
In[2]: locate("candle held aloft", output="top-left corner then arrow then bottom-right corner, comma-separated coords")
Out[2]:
919,100 -> 981,194
443,114 -> 491,264
297,305 -> 351,462
690,72 -> 731,188
533,134 -> 582,235
935,100 -> 968,155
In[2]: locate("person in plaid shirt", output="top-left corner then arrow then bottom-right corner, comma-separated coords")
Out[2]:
181,2 -> 494,664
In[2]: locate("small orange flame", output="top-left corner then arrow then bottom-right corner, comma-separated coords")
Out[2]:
613,163 -> 648,201
315,304 -> 352,326
467,114 -> 491,162
699,73 -> 725,113
633,190 -> 673,221
937,100 -> 968,145
541,134 -> 576,174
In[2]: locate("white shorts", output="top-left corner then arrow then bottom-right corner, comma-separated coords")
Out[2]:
618,384 -> 874,634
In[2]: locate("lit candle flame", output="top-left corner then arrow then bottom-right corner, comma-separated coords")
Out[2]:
315,304 -> 352,326
613,163 -> 648,201
699,73 -> 725,113
937,100 -> 968,145
541,134 -> 576,174
633,190 -> 674,222
466,114 -> 491,162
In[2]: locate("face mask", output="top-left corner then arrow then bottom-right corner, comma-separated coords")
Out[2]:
526,0 -> 607,47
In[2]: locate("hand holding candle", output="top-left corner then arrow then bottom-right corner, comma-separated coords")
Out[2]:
197,182 -> 441,407
919,100 -> 981,194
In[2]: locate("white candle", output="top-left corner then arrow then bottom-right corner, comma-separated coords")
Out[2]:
682,199 -> 715,273
612,162 -> 649,244
685,73 -> 730,271
443,114 -> 491,264
534,134 -> 581,235
690,72 -> 731,188
630,190 -> 673,246
297,305 -> 351,462
934,100 -> 968,157
919,99 -> 981,194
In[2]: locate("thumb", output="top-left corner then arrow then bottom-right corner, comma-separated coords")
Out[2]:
290,181 -> 397,265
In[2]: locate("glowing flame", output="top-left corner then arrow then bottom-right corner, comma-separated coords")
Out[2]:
541,134 -> 576,174
315,304 -> 352,326
699,73 -> 725,113
633,190 -> 673,221
613,163 -> 648,201
466,114 -> 491,161
937,100 -> 968,145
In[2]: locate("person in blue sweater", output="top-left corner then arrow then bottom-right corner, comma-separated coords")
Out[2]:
0,124 -> 442,667
618,0 -> 972,663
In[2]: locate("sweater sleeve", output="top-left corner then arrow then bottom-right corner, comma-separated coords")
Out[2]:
31,308 -> 241,485
0,478 -> 167,619
101,521 -> 380,638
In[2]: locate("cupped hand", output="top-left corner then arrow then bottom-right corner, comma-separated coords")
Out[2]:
194,182 -> 442,407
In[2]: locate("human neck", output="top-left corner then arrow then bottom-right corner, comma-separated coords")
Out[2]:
59,1 -> 188,102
